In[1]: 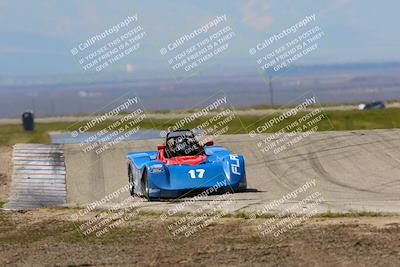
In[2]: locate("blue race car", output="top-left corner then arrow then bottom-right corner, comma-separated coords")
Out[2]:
127,129 -> 247,200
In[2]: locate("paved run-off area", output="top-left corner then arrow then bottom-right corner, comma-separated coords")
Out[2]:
63,129 -> 400,215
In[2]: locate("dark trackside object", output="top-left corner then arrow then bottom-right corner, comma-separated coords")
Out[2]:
22,111 -> 34,131
365,101 -> 385,110
358,101 -> 385,110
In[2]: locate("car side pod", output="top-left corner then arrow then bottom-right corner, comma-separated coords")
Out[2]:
222,154 -> 247,192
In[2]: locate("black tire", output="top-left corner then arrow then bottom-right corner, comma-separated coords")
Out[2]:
141,168 -> 149,200
128,165 -> 135,196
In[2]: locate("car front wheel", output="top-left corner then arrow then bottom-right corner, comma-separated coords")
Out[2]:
141,169 -> 149,200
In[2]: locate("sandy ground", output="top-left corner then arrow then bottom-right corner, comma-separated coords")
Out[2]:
0,209 -> 399,266
0,146 -> 12,203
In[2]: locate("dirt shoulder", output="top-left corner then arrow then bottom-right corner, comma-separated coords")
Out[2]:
0,146 -> 12,204
0,209 -> 399,266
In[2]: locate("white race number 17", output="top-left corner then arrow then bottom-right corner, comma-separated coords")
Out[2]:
188,169 -> 205,178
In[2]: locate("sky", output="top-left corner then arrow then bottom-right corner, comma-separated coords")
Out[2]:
0,0 -> 399,77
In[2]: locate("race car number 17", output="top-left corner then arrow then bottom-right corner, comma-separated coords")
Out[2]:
188,169 -> 205,178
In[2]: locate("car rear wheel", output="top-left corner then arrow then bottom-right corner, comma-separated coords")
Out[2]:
128,165 -> 135,196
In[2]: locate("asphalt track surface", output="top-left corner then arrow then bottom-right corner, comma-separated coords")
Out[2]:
64,129 -> 400,214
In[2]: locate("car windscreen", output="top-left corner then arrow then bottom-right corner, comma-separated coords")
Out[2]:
166,135 -> 203,157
